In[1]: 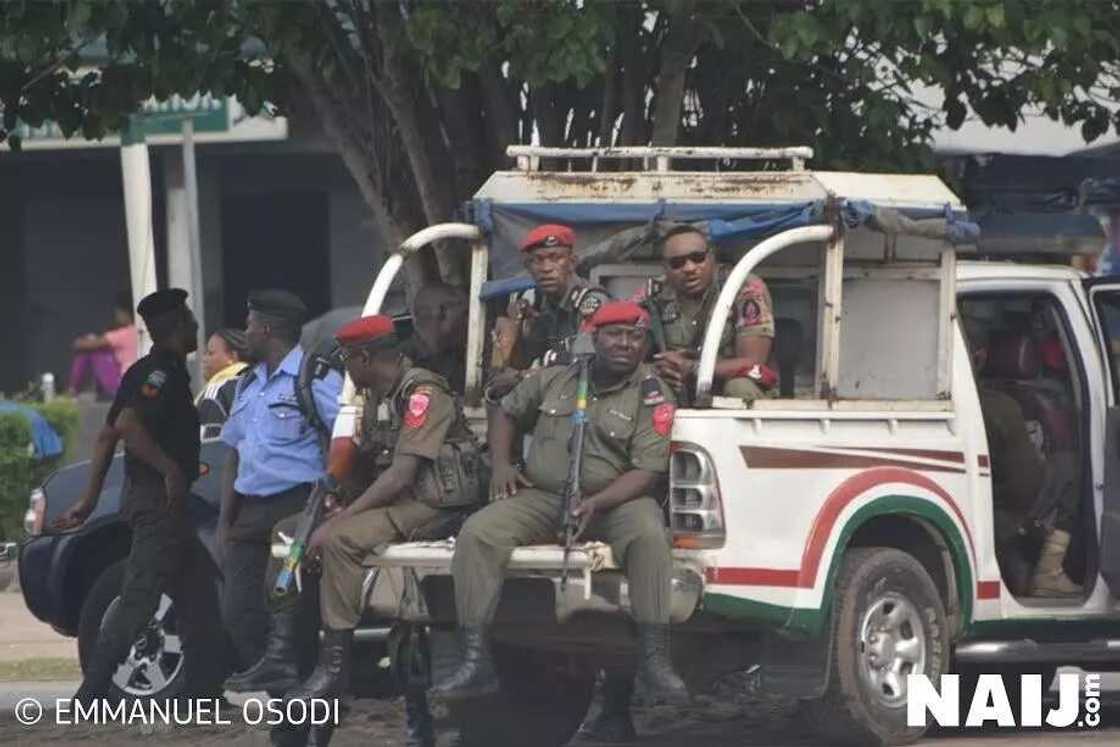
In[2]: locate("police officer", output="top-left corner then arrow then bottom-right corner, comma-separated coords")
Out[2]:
432,301 -> 687,704
219,289 -> 343,672
403,283 -> 469,392
286,314 -> 480,747
639,223 -> 777,402
492,223 -> 611,373
57,289 -> 225,703
964,318 -> 1081,597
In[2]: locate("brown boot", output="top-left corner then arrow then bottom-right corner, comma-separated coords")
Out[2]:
1030,529 -> 1083,597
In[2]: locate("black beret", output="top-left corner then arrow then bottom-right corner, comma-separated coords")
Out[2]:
136,288 -> 188,321
247,289 -> 308,323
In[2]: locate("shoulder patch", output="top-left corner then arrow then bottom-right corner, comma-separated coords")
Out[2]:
652,403 -> 675,437
578,292 -> 604,317
403,390 -> 432,429
141,369 -> 167,398
640,376 -> 666,406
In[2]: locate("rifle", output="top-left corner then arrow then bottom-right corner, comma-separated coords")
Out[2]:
640,298 -> 668,354
560,338 -> 594,593
272,474 -> 339,600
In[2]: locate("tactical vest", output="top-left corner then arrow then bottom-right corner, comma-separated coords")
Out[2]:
514,282 -> 606,367
643,276 -> 735,357
359,367 -> 487,510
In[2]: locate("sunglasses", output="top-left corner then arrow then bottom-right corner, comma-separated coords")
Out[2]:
665,250 -> 710,270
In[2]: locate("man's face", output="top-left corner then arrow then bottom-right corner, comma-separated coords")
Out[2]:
344,348 -> 400,397
245,310 -> 270,361
663,231 -> 715,299
414,296 -> 467,356
524,244 -> 576,298
594,324 -> 649,377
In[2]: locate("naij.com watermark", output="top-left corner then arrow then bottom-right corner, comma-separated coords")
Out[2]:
907,672 -> 1101,728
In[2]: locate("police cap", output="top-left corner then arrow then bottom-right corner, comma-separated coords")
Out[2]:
136,288 -> 188,322
247,289 -> 308,323
589,300 -> 651,330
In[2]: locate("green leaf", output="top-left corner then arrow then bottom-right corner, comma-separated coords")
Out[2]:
986,5 -> 1005,29
963,5 -> 985,31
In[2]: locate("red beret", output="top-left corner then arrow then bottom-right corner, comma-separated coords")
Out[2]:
588,301 -> 650,330
334,315 -> 396,346
520,224 -> 575,252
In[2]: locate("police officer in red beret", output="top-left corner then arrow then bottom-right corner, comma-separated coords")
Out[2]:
258,315 -> 481,747
491,224 -> 611,376
433,301 -> 688,708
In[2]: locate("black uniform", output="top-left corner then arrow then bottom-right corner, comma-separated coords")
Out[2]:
78,349 -> 225,699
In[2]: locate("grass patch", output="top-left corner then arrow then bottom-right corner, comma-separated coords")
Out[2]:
0,657 -> 80,681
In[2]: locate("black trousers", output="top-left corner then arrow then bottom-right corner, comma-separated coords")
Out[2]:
82,476 -> 225,698
221,484 -> 310,669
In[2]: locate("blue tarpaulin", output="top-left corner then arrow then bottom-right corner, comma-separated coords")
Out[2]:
0,402 -> 63,460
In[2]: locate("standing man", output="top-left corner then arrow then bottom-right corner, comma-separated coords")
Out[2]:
219,289 -> 343,672
56,289 -> 225,703
492,224 -> 611,374
432,301 -> 687,704
637,224 -> 777,402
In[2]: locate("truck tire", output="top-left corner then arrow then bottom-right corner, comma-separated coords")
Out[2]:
436,637 -> 595,747
77,560 -> 187,702
806,547 -> 948,746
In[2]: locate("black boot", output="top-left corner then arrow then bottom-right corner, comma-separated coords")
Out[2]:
578,671 -> 637,743
405,689 -> 435,747
636,625 -> 689,704
429,627 -> 499,701
226,610 -> 301,694
285,628 -> 353,703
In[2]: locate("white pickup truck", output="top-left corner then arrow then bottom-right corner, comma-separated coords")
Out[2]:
331,147 -> 1120,746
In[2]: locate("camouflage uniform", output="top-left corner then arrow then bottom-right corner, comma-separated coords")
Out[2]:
454,362 -> 675,626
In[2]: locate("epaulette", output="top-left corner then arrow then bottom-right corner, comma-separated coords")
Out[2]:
640,375 -> 666,406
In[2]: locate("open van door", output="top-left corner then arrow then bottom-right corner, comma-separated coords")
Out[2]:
1086,280 -> 1120,594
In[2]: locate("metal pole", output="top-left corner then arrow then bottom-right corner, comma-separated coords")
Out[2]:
182,118 -> 207,386
120,117 -> 159,357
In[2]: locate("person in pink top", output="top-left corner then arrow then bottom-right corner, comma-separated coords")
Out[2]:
68,292 -> 137,398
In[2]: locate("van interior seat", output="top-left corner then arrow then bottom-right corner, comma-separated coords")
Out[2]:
984,332 -> 1075,454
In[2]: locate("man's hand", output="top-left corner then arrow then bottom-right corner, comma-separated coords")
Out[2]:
52,502 -> 93,532
653,350 -> 696,391
307,520 -> 334,561
490,462 -> 533,501
323,492 -> 343,520
569,496 -> 600,542
163,466 -> 187,511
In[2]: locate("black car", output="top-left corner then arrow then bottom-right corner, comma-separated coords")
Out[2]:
19,438 -> 230,700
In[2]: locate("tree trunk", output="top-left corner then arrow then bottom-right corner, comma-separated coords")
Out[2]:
651,2 -> 705,146
286,55 -> 435,293
477,60 -> 519,168
618,3 -> 647,147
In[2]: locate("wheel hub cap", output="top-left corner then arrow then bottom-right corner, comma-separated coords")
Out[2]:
857,591 -> 927,708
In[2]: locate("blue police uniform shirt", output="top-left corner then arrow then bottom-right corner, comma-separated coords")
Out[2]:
221,345 -> 342,497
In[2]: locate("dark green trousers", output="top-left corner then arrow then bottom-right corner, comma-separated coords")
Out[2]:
451,490 -> 672,626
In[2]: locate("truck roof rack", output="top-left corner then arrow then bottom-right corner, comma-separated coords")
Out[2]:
505,145 -> 814,173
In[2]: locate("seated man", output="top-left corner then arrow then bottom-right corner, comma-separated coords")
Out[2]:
432,301 -> 688,704
964,318 -> 1081,597
491,223 -> 611,375
231,314 -> 482,747
635,224 -> 776,403
404,282 -> 469,393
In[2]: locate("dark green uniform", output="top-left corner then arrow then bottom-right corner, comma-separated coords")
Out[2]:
508,278 -> 610,368
979,387 -> 1045,514
316,361 -> 478,630
641,271 -> 775,400
453,362 -> 675,626
80,350 -> 224,698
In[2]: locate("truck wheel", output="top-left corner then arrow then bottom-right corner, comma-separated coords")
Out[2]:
77,560 -> 187,701
806,547 -> 948,746
438,640 -> 595,747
